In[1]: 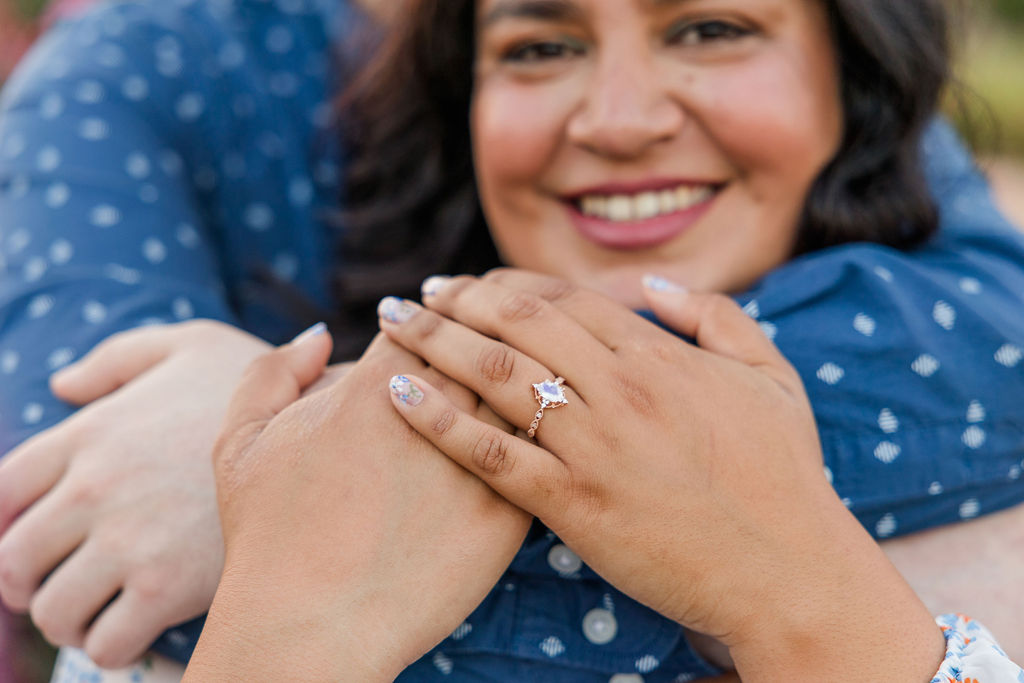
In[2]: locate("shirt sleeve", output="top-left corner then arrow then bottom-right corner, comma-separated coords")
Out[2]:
0,3 -> 241,456
738,120 -> 1024,538
932,614 -> 1024,682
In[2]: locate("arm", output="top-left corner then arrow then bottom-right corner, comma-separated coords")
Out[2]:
0,3 -> 271,666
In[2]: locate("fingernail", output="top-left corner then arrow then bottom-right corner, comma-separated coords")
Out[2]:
290,322 -> 327,345
643,274 -> 688,294
378,297 -> 420,324
422,275 -> 451,298
389,375 -> 424,406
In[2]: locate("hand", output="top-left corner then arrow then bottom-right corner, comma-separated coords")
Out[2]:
378,269 -> 945,681
186,328 -> 531,682
0,320 -> 270,668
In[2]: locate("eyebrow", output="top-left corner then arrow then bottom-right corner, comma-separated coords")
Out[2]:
479,0 -> 697,28
479,0 -> 585,28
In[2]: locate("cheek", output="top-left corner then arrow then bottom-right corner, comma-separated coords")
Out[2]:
688,52 -> 841,190
471,81 -> 572,200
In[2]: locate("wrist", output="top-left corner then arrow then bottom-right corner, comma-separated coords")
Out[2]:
184,566 -> 404,682
726,499 -> 946,682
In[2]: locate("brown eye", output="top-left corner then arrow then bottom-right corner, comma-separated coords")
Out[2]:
668,20 -> 749,47
503,39 -> 586,63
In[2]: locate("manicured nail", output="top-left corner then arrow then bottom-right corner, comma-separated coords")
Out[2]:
290,322 -> 327,345
378,297 -> 420,324
389,375 -> 424,406
422,275 -> 451,298
642,275 -> 688,294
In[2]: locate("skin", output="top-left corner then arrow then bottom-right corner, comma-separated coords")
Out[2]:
472,0 -> 842,304
186,331 -> 532,681
376,270 -> 946,680
0,322 -> 269,667
3,0 -> 1019,677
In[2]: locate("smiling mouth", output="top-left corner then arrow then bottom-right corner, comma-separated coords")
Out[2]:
572,183 -> 719,222
563,182 -> 722,250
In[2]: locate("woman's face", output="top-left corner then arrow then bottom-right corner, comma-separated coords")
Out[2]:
471,0 -> 842,306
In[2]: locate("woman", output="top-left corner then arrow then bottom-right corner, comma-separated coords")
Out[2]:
183,0 -> 1024,678
1,0 -> 1023,679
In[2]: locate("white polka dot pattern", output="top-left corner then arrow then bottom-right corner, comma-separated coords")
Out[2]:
816,362 -> 844,385
432,651 -> 453,675
540,636 -> 566,658
853,312 -> 876,337
2,4 -> 1024,680
911,354 -> 940,377
932,300 -> 956,330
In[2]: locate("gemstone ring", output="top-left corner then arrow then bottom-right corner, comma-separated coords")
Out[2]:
528,377 -> 569,438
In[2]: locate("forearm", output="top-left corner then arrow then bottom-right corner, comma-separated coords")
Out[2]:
185,574 -> 398,682
882,500 -> 1024,662
726,498 -> 945,682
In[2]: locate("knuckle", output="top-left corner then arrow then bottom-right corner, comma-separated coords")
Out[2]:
410,310 -> 443,342
482,267 -> 514,284
131,572 -> 167,606
87,641 -> 128,670
498,292 -> 545,323
612,370 -> 659,418
0,550 -> 31,610
65,479 -> 104,509
705,293 -> 737,319
430,407 -> 458,438
32,605 -> 80,647
442,276 -> 475,301
476,344 -> 517,386
535,278 -> 576,303
471,432 -> 514,478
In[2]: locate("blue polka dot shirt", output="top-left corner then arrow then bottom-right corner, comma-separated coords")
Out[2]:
2,0 -> 1024,680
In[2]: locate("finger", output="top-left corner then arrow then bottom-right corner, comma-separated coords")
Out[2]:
642,277 -> 790,373
479,268 -> 649,348
379,298 -> 586,435
82,588 -> 167,669
216,323 -> 333,462
419,274 -> 618,381
387,374 -> 567,522
0,487 -> 86,611
49,325 -> 182,405
29,542 -> 122,649
0,427 -> 72,532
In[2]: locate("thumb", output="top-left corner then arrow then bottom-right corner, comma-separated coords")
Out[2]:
642,275 -> 787,372
49,325 -> 180,405
215,323 -> 333,466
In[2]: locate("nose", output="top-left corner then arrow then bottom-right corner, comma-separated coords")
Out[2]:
567,50 -> 685,160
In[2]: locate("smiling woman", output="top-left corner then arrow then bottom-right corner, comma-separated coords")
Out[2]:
3,0 -> 1024,680
179,0 -> 1024,680
471,0 -> 843,299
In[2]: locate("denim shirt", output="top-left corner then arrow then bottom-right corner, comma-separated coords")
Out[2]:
1,0 -> 1023,679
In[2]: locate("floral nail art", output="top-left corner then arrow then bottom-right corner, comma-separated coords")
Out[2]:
389,375 -> 424,406
378,297 -> 419,324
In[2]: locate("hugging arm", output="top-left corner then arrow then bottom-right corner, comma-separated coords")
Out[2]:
0,5 -> 267,666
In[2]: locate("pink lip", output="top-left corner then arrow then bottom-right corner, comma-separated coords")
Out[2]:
565,188 -> 719,251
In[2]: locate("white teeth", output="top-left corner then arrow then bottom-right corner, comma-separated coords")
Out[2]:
578,184 -> 714,222
634,192 -> 660,220
658,189 -> 677,214
607,195 -> 634,222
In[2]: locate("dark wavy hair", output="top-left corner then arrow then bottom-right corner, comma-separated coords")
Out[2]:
319,0 -> 952,360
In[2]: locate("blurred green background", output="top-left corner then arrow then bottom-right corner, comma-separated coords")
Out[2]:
952,0 -> 1024,158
